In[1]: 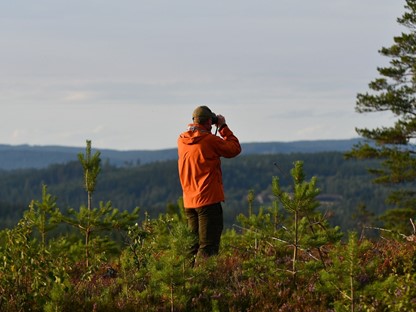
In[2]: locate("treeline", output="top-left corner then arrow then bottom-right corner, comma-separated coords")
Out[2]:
0,151 -> 390,233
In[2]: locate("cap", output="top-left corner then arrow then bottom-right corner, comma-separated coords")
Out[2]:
192,106 -> 216,124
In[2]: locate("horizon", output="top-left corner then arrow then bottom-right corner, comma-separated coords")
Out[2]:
0,137 -> 362,152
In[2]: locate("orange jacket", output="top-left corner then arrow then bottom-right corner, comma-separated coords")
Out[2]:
177,124 -> 241,208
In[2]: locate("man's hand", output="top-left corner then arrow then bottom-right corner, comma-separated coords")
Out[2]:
216,114 -> 226,128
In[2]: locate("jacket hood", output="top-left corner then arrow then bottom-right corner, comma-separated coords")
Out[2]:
178,123 -> 211,145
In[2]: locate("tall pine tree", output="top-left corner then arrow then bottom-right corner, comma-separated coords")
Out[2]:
347,0 -> 416,234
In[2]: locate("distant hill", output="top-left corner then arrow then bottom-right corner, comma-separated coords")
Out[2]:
0,138 -> 362,170
240,138 -> 362,154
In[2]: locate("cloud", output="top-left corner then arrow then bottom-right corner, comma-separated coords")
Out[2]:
296,124 -> 327,138
63,92 -> 92,102
92,125 -> 105,134
11,129 -> 26,140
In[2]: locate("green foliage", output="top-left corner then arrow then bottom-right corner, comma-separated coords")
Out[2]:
62,201 -> 139,267
0,140 -> 142,311
0,190 -> 415,310
24,184 -> 62,249
347,0 -> 416,231
272,161 -> 343,281
319,232 -> 367,311
118,213 -> 207,311
358,240 -> 416,311
70,141 -> 140,268
78,139 -> 101,197
0,215 -> 71,311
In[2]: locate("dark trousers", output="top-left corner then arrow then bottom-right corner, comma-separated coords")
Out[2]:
185,203 -> 224,257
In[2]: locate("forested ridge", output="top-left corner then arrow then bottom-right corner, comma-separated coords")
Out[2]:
0,138 -> 361,170
0,151 -> 390,233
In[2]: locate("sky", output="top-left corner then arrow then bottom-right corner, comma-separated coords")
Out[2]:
0,0 -> 407,151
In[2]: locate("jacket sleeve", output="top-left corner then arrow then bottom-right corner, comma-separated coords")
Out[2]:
215,125 -> 241,158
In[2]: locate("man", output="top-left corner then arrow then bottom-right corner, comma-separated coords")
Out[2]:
177,105 -> 241,259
